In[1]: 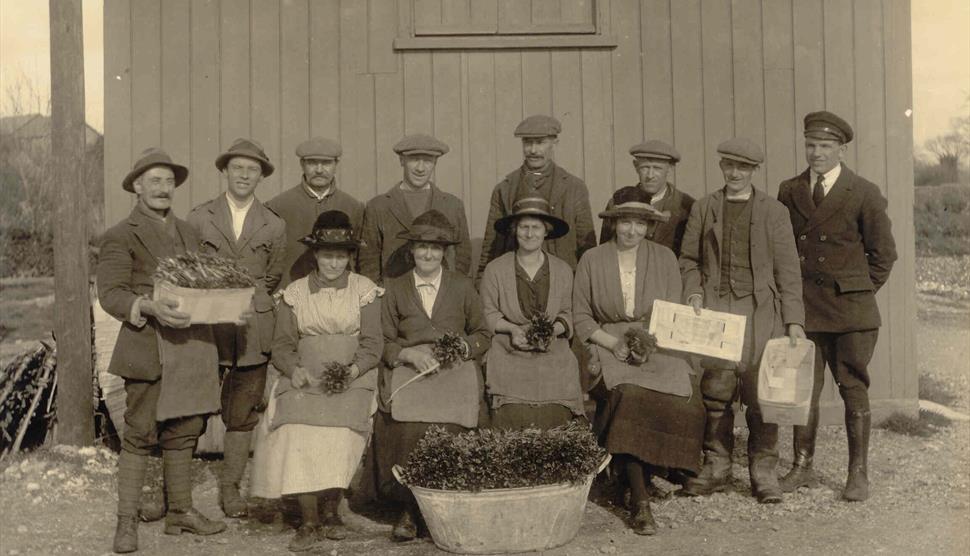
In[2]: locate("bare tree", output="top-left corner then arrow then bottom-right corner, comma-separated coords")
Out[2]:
925,95 -> 970,184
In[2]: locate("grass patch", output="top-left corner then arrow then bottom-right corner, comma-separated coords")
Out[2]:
919,373 -> 961,407
914,183 -> 970,256
877,411 -> 951,437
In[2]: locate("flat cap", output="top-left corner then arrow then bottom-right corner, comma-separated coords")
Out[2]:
629,140 -> 681,163
393,134 -> 450,157
804,110 -> 854,143
296,137 -> 342,160
716,137 -> 764,166
514,114 -> 561,138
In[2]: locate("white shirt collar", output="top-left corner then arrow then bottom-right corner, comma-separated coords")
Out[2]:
303,181 -> 333,200
650,185 -> 668,205
400,180 -> 432,192
225,192 -> 255,212
810,164 -> 842,194
413,267 -> 442,289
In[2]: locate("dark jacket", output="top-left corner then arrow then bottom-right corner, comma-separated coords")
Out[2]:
359,183 -> 472,285
599,184 -> 695,256
187,195 -> 286,366
477,164 -> 596,279
777,165 -> 897,332
97,206 -> 201,380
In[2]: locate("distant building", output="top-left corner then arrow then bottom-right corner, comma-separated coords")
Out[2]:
0,113 -> 102,148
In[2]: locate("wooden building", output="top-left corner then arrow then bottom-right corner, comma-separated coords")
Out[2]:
103,0 -> 916,423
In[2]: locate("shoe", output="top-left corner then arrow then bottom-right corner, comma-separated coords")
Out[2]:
288,524 -> 320,552
322,514 -> 349,540
679,474 -> 730,497
220,483 -> 248,518
755,487 -> 783,504
164,508 -> 227,536
391,510 -> 417,542
112,515 -> 138,554
630,501 -> 657,536
138,498 -> 166,522
779,465 -> 819,492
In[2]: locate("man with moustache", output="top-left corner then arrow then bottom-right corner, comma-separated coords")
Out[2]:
678,138 -> 806,504
266,137 -> 363,288
776,111 -> 896,502
98,148 -> 226,552
359,133 -> 472,284
187,138 -> 286,518
599,141 -> 695,256
477,115 -> 596,280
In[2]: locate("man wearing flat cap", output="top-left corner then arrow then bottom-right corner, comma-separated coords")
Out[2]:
98,148 -> 226,552
477,114 -> 596,281
776,111 -> 896,502
267,137 -> 364,288
599,140 -> 695,256
359,133 -> 472,284
186,137 -> 286,519
679,138 -> 806,504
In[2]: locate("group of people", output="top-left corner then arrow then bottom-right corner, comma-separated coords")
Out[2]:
97,110 -> 896,553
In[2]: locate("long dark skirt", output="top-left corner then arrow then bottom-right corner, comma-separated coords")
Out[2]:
487,402 -> 583,431
592,381 -> 704,474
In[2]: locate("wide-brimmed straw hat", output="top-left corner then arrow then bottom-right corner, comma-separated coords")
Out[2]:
598,186 -> 671,222
215,138 -> 275,177
299,210 -> 361,250
396,209 -> 460,245
122,148 -> 188,193
494,197 -> 569,240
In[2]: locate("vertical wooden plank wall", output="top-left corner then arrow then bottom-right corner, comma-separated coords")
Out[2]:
104,0 -> 917,421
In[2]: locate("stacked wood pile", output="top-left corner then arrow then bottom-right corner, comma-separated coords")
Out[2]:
0,342 -> 56,458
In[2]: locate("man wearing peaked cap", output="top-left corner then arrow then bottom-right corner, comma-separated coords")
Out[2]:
359,133 -> 471,285
266,136 -> 364,288
186,138 -> 287,519
599,140 -> 695,256
98,148 -> 227,551
679,138 -> 806,504
776,111 -> 896,502
477,114 -> 596,283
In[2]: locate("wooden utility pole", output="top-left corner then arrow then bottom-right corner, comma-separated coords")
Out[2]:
50,0 -> 93,445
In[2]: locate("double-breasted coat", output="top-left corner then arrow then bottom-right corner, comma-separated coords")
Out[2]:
187,195 -> 287,367
97,206 -> 202,380
477,164 -> 596,278
598,184 -> 695,256
777,165 -> 896,333
359,183 -> 472,284
679,188 -> 805,365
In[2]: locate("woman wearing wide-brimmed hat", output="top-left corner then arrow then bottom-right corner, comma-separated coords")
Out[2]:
372,209 -> 491,542
479,197 -> 585,430
573,186 -> 704,536
250,210 -> 383,552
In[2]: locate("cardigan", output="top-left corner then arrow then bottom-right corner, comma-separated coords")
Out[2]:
480,251 -> 574,338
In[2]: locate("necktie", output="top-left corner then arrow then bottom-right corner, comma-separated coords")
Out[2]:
812,175 -> 825,208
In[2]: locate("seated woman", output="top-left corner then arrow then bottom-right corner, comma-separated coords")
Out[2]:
573,187 -> 705,536
373,209 -> 491,542
479,197 -> 585,429
250,211 -> 383,552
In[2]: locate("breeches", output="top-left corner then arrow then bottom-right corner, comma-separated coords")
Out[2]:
220,362 -> 268,432
123,379 -> 205,456
806,330 -> 878,412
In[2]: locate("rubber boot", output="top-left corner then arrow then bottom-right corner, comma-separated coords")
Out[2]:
220,430 -> 251,518
779,405 -> 820,492
681,369 -> 736,497
842,409 -> 871,502
163,448 -> 227,536
113,451 -> 147,553
746,407 -> 782,503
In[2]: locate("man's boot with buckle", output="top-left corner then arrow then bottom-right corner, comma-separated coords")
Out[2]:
842,409 -> 871,502
112,515 -> 139,554
779,405 -> 820,492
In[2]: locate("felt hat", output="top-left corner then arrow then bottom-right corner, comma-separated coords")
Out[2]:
122,148 -> 188,193
493,196 -> 570,240
393,134 -> 450,157
299,210 -> 360,250
396,209 -> 460,245
514,114 -> 562,138
598,186 -> 671,222
629,140 -> 681,164
296,137 -> 343,160
803,110 -> 854,144
215,138 -> 275,177
716,137 -> 765,166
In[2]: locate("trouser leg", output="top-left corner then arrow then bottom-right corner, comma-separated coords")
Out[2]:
682,368 -> 737,496
220,362 -> 266,517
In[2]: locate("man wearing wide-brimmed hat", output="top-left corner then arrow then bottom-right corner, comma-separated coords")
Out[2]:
678,138 -> 806,504
98,148 -> 226,553
266,137 -> 364,288
359,134 -> 472,284
477,114 -> 596,281
776,111 -> 897,502
599,140 -> 695,256
186,137 -> 286,519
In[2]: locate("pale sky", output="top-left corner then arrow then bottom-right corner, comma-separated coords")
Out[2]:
0,0 -> 967,149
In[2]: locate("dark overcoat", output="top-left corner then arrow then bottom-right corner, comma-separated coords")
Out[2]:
97,207 -> 202,380
187,195 -> 286,366
477,164 -> 596,278
777,165 -> 897,332
359,183 -> 472,284
598,184 -> 695,256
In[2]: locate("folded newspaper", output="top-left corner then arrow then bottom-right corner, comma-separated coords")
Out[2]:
647,299 -> 746,362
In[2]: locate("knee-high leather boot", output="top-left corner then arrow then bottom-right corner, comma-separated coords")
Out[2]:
842,409 -> 871,502
746,407 -> 782,503
779,405 -> 820,492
